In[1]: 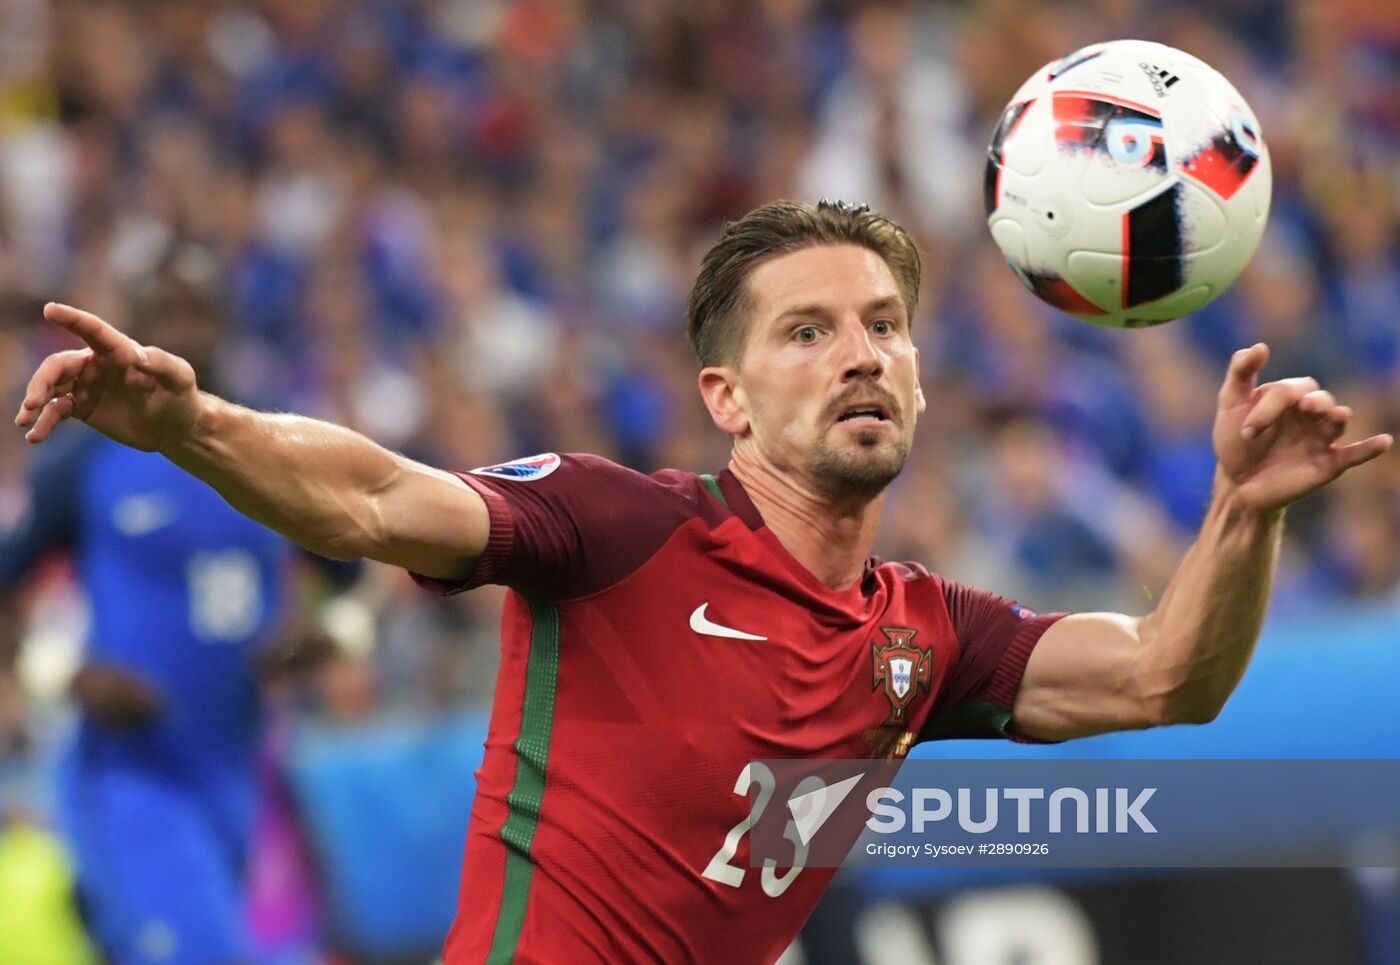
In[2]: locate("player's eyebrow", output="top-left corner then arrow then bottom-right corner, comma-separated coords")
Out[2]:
862,296 -> 906,317
775,296 -> 906,323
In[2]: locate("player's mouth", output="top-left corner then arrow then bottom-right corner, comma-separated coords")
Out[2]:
834,402 -> 893,427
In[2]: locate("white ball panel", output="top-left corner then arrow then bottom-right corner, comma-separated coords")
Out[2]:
1065,250 -> 1123,308
1081,154 -> 1172,207
1127,283 -> 1214,322
990,216 -> 1030,266
1001,95 -> 1053,178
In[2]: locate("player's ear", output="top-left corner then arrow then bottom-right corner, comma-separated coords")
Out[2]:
913,346 -> 926,415
698,365 -> 750,436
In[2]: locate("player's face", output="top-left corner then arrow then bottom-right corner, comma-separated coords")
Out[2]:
732,244 -> 925,498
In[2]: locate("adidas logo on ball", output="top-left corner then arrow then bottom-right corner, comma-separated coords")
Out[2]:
1139,62 -> 1180,97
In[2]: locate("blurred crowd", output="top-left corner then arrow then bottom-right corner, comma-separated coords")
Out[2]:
0,0 -> 1396,720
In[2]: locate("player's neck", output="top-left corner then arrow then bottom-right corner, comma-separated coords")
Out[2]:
727,450 -> 882,592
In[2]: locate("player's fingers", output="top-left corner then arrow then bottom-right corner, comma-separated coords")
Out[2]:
16,349 -> 91,426
1335,433 -> 1395,472
23,394 -> 75,444
132,345 -> 194,392
1318,405 -> 1351,442
1261,376 -> 1321,397
43,302 -> 135,358
1296,389 -> 1338,416
1240,377 -> 1321,439
1220,343 -> 1269,405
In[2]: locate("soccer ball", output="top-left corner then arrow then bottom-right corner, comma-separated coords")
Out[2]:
984,39 -> 1271,327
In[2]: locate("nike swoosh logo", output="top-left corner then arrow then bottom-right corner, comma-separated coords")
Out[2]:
689,603 -> 767,642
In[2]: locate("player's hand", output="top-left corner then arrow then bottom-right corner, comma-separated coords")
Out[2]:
1212,343 -> 1393,513
14,303 -> 202,452
70,663 -> 162,729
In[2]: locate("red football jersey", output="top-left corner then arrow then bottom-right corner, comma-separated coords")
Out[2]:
416,454 -> 1064,964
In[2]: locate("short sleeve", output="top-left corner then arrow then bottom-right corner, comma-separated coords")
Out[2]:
919,580 -> 1066,742
411,453 -> 697,601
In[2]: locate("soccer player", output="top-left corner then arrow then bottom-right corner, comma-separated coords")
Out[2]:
3,246 -> 344,965
14,201 -> 1391,964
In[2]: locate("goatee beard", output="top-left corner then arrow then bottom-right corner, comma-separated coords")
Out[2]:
807,434 -> 909,499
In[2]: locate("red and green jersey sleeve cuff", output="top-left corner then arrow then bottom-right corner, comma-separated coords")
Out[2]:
992,612 -> 1067,743
984,612 -> 1066,713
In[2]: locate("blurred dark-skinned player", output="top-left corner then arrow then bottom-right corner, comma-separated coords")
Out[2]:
0,243 -> 350,965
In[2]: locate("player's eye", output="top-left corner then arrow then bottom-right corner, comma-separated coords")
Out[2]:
870,318 -> 896,336
794,326 -> 821,344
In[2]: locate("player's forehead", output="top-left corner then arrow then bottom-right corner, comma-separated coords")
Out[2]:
745,244 -> 905,327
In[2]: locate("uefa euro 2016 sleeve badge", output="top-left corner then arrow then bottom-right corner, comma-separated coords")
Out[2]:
871,627 -> 931,726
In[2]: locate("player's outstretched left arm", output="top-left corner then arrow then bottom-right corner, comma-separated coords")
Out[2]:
1011,343 -> 1393,741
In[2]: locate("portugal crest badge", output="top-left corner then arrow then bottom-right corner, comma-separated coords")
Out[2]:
871,627 -> 931,726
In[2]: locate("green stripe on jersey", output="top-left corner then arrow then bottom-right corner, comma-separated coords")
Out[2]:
700,473 -> 727,506
487,592 -> 562,964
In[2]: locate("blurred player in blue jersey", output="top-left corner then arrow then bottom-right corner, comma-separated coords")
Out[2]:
0,246 -> 342,965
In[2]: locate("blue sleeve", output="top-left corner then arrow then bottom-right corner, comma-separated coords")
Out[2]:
0,429 -> 96,591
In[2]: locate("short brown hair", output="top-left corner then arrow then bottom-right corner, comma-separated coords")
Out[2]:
685,200 -> 921,366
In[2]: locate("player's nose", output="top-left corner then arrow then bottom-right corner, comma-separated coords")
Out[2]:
837,318 -> 884,381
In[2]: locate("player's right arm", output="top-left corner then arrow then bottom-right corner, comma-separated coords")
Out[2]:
14,303 -> 488,580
